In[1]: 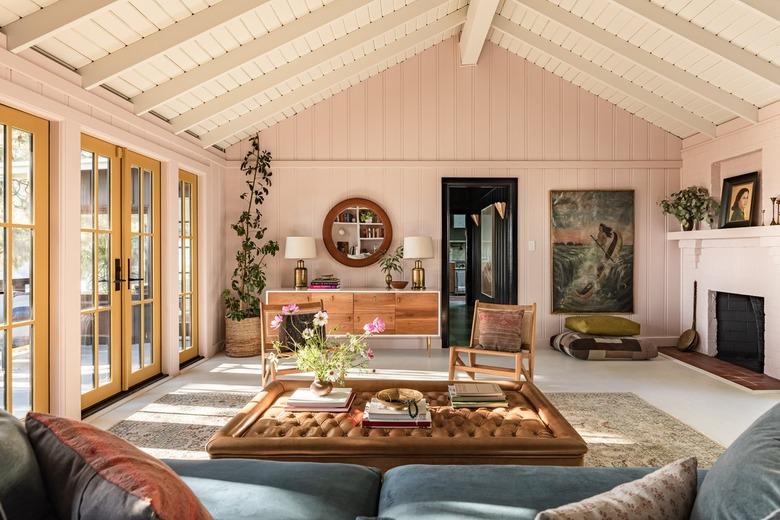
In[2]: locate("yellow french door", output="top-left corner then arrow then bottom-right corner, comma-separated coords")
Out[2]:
0,104 -> 49,417
178,171 -> 198,364
80,136 -> 122,408
80,136 -> 161,409
123,151 -> 161,388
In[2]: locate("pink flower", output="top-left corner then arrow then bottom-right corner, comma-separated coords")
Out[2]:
270,314 -> 283,329
365,348 -> 375,360
363,317 -> 386,334
281,303 -> 299,315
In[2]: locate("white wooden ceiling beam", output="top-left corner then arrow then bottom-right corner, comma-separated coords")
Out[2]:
2,0 -> 120,53
735,0 -> 780,23
459,0 -> 501,65
611,0 -> 780,86
492,16 -> 716,137
514,0 -> 758,123
134,0 -> 366,115
79,0 -> 273,90
200,8 -> 468,148
171,0 -> 451,134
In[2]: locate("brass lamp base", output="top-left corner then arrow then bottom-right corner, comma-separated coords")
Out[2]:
411,260 -> 425,290
294,260 -> 308,290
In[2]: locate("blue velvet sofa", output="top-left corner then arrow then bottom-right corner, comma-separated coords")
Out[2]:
2,404 -> 778,520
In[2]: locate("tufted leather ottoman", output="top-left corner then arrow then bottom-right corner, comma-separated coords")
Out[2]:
206,379 -> 586,471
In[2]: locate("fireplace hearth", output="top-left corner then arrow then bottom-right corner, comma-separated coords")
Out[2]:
715,292 -> 765,374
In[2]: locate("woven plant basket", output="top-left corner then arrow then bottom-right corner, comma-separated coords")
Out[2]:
225,316 -> 261,357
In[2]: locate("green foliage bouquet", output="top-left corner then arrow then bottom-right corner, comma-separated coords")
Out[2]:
659,186 -> 718,230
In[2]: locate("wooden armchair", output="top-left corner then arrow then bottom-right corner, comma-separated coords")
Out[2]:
260,301 -> 324,387
448,301 -> 537,382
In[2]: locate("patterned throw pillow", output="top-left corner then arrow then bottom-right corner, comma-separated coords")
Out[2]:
477,308 -> 524,352
535,457 -> 698,520
25,412 -> 212,520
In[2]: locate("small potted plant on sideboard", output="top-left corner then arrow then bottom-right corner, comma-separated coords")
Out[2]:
659,186 -> 718,231
379,245 -> 406,290
222,135 -> 279,357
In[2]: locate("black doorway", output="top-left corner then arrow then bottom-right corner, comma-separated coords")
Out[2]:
441,178 -> 518,348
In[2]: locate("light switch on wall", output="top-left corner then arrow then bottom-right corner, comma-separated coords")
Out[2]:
528,240 -> 536,251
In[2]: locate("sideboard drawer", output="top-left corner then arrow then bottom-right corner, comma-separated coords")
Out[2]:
309,292 -> 354,314
354,313 -> 395,334
396,293 -> 439,335
266,292 -> 309,306
354,292 -> 395,309
327,313 -> 354,335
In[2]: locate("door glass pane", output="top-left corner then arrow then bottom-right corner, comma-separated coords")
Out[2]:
130,236 -> 141,301
143,236 -> 152,299
98,311 -> 110,385
97,156 -> 110,230
131,305 -> 141,371
143,169 -> 152,233
178,181 -> 183,235
183,182 -> 191,236
11,129 -> 32,225
12,229 -> 32,323
131,166 -> 140,233
80,314 -> 95,392
0,333 -> 5,409
178,296 -> 184,351
80,151 -> 94,228
143,304 -> 153,366
12,326 -> 31,418
0,230 -> 5,325
80,232 -> 94,310
184,295 -> 191,350
97,233 -> 110,307
178,238 -> 183,292
0,125 -> 5,223
183,238 -> 191,292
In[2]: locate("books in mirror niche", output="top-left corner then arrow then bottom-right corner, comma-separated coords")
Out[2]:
449,382 -> 508,409
284,387 -> 355,412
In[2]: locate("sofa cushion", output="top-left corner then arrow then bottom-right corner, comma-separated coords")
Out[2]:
692,404 -> 780,520
25,412 -> 211,520
536,457 -> 697,520
379,465 -> 707,520
166,458 -> 381,520
0,410 -> 53,520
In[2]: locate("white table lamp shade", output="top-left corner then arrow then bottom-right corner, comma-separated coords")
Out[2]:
285,236 -> 316,259
403,236 -> 434,259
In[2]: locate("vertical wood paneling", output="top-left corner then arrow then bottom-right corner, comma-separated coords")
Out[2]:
224,39 -> 682,341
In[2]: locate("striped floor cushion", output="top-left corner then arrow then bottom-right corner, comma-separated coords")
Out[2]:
550,331 -> 658,361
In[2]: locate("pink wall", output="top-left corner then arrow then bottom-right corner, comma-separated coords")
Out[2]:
226,38 -> 683,343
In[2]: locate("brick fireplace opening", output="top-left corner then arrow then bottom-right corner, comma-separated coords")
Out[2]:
715,292 -> 765,374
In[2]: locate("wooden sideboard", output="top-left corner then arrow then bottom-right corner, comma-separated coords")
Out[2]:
265,289 -> 440,352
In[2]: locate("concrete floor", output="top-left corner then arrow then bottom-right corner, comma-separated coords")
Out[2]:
87,344 -> 780,447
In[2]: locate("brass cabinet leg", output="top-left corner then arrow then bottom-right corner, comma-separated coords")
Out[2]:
426,337 -> 432,357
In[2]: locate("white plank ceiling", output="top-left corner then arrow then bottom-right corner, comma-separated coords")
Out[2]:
1,0 -> 779,149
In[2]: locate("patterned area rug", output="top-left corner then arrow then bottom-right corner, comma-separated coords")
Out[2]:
109,389 -> 724,466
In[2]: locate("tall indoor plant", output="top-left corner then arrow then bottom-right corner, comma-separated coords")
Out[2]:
223,135 -> 279,356
659,186 -> 718,231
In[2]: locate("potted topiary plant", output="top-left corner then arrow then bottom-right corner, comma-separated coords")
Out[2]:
223,135 -> 280,357
659,186 -> 718,231
379,246 -> 406,289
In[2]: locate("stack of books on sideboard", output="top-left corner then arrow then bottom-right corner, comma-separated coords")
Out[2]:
309,274 -> 341,290
363,398 -> 432,429
449,382 -> 508,408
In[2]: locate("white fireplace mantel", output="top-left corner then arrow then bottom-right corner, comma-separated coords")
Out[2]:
671,225 -> 780,379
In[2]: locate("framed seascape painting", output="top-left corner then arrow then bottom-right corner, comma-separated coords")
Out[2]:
551,190 -> 634,314
718,172 -> 758,229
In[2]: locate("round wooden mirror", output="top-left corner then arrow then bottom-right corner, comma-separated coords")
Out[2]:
322,198 -> 393,267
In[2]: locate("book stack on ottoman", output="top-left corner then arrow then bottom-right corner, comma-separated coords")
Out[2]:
448,382 -> 508,409
363,398 -> 431,429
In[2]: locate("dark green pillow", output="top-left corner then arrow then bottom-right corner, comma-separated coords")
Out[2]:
565,315 -> 640,336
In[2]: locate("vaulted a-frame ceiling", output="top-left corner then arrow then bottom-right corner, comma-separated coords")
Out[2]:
1,0 -> 778,150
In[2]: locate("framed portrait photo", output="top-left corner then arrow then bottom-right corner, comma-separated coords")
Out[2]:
719,172 -> 759,228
